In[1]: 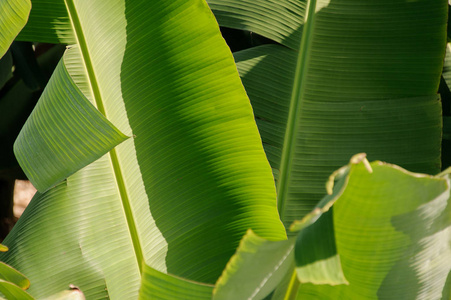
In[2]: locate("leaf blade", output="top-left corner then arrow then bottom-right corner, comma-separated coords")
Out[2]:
297,162 -> 451,299
139,265 -> 213,300
5,1 -> 286,298
0,0 -> 31,58
13,49 -> 129,192
231,0 -> 446,227
213,230 -> 295,300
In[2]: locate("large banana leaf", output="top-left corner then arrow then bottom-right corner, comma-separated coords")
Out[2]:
0,0 -> 286,298
209,0 -> 446,227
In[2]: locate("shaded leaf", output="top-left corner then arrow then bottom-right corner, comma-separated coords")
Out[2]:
16,0 -> 74,44
138,265 -> 213,300
297,161 -> 451,299
207,0 -> 306,50
224,0 -> 445,228
213,230 -> 295,300
295,209 -> 347,286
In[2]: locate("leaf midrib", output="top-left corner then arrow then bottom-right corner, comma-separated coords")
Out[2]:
277,0 -> 317,223
63,0 -> 144,273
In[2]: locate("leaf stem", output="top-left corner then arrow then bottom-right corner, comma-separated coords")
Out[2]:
277,0 -> 317,223
64,0 -> 143,274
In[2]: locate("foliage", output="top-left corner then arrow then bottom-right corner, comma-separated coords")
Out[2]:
214,156 -> 451,299
209,0 -> 446,227
0,0 -> 450,299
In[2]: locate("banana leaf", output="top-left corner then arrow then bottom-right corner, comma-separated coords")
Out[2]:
0,280 -> 33,300
0,0 -> 286,298
210,0 -> 446,227
296,162 -> 451,299
138,264 -> 213,300
0,0 -> 30,58
214,157 -> 451,299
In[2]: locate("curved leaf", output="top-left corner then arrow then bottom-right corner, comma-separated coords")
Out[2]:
0,262 -> 30,290
213,230 -> 295,300
14,47 -> 129,192
296,161 -> 451,299
0,280 -> 33,300
0,0 -> 31,58
219,0 -> 446,226
213,154 -> 357,299
295,209 -> 347,286
2,0 -> 285,298
207,0 -> 305,50
138,265 -> 213,300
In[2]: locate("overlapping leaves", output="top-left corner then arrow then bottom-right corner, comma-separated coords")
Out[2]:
0,0 -> 285,298
215,157 -> 451,299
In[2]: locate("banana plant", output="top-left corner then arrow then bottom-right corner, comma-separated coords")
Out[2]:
0,0 -> 287,298
0,0 -> 450,299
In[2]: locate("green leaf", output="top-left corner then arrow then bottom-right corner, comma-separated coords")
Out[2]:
268,269 -> 299,300
0,280 -> 34,300
220,0 -> 446,227
2,0 -> 285,298
0,45 -> 64,172
14,46 -> 129,192
207,0 -> 306,50
0,245 -> 32,300
213,230 -> 295,300
138,265 -> 213,300
16,0 -> 74,44
0,0 -> 31,59
295,209 -> 347,286
212,154 -> 365,299
297,161 -> 451,299
0,262 -> 30,290
293,154 -> 366,286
